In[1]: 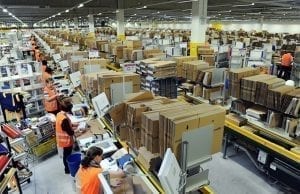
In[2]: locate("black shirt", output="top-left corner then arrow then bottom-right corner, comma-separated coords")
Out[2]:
61,118 -> 74,136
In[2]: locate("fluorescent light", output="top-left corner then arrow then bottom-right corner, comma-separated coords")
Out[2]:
65,9 -> 69,13
8,13 -> 12,16
2,9 -> 7,12
98,13 -> 102,15
143,6 -> 147,8
58,13 -> 61,16
232,3 -> 254,7
78,3 -> 84,8
134,13 -> 137,16
177,0 -> 197,3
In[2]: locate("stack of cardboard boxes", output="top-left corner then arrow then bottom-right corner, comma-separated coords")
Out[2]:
182,60 -> 211,81
229,68 -> 260,98
109,92 -> 226,159
198,45 -> 215,66
80,72 -> 140,101
172,56 -> 198,77
137,59 -> 178,98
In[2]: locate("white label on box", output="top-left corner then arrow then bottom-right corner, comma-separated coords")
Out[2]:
89,50 -> 99,58
53,53 -> 62,63
122,63 -> 136,73
59,60 -> 70,72
69,71 -> 81,87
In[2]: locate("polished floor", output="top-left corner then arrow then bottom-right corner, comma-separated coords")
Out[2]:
12,147 -> 290,194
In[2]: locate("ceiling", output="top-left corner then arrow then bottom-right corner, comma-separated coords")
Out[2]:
0,0 -> 299,26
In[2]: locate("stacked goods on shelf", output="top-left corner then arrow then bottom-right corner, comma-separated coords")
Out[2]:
1,124 -> 22,139
172,56 -> 197,77
109,91 -> 226,159
158,103 -> 225,159
143,49 -> 164,59
266,85 -> 295,110
81,71 -> 140,101
197,45 -> 215,66
228,68 -> 260,98
182,60 -> 211,81
240,74 -> 273,102
72,58 -> 108,73
126,40 -> 142,50
137,59 -> 178,98
0,155 -> 10,170
280,89 -> 300,117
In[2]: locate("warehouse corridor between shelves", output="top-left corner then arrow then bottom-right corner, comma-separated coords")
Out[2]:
11,151 -> 286,194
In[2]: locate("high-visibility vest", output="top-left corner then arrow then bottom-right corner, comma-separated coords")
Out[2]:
55,112 -> 73,148
43,86 -> 58,112
282,53 -> 293,67
76,167 -> 102,194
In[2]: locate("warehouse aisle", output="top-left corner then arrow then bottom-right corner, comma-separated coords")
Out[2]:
17,154 -> 75,194
16,152 -> 286,194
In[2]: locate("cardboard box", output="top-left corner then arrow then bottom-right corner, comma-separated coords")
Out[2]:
173,56 -> 198,77
126,40 -> 142,49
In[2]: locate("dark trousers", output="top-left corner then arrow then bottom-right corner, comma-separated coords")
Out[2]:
63,146 -> 73,173
278,66 -> 292,80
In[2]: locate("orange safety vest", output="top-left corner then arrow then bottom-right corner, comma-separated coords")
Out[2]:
282,53 -> 293,67
43,86 -> 58,112
77,167 -> 102,194
55,112 -> 74,148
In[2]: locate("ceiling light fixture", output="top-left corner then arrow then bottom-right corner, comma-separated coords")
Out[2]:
8,12 -> 12,16
98,13 -> 102,15
78,3 -> 84,8
232,3 -> 255,7
2,8 -> 7,12
65,9 -> 69,13
57,13 -> 61,16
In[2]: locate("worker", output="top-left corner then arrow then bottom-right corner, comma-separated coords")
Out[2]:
76,146 -> 125,194
56,97 -> 79,174
43,67 -> 54,83
41,60 -> 48,73
43,78 -> 60,115
278,52 -> 293,80
34,46 -> 41,61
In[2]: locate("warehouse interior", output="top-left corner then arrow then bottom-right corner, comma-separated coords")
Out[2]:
0,0 -> 299,194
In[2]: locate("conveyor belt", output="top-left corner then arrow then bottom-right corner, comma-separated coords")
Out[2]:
225,120 -> 300,163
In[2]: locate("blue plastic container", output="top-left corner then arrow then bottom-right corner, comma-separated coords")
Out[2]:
67,153 -> 81,177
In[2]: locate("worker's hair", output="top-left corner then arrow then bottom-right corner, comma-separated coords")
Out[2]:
42,60 -> 47,66
45,67 -> 53,74
45,78 -> 54,84
58,96 -> 73,112
81,146 -> 103,168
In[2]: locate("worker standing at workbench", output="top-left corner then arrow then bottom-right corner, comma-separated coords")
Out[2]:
55,97 -> 79,174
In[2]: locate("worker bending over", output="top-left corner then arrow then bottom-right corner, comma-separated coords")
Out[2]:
76,146 -> 125,194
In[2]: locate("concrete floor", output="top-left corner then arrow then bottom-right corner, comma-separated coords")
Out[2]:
14,149 -> 289,194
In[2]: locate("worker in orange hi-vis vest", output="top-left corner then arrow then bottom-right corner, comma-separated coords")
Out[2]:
43,78 -> 60,115
278,52 -> 293,80
76,146 -> 125,194
55,97 -> 79,174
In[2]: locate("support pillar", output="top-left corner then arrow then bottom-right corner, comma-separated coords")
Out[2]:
260,17 -> 264,32
64,19 -> 69,29
74,17 -> 79,29
190,0 -> 208,57
116,9 -> 125,41
88,14 -> 95,34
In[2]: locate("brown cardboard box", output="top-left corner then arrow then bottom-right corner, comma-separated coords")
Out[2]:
117,125 -> 130,141
126,40 -> 142,49
173,56 -> 198,77
78,58 -> 108,73
200,55 -> 215,66
143,49 -> 162,58
203,86 -> 223,100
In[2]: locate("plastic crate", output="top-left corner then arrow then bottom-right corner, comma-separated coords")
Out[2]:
32,137 -> 57,158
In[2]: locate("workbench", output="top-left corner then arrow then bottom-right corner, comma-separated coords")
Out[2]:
224,118 -> 300,192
